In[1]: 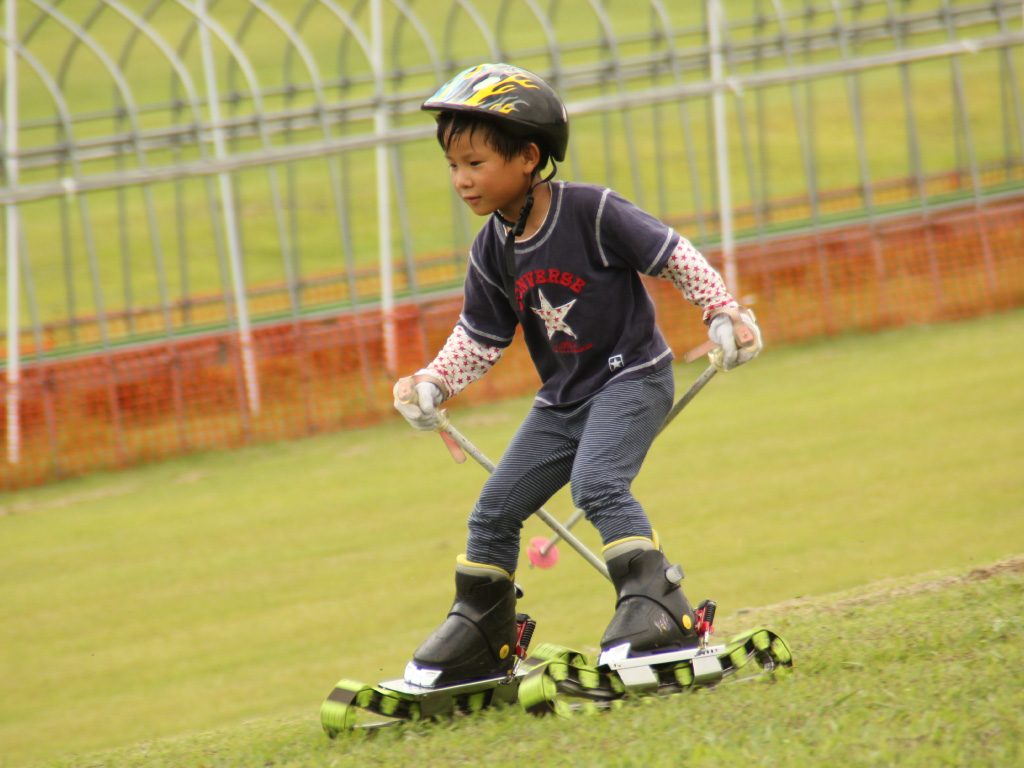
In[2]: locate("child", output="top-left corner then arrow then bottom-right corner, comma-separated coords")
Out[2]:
394,63 -> 762,688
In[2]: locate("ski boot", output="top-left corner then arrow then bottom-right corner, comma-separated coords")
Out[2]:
586,538 -> 790,697
521,539 -> 794,713
588,538 -> 720,694
320,557 -> 547,735
404,556 -> 520,687
599,538 -> 699,657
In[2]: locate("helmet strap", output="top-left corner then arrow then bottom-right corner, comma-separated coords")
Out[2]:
497,161 -> 561,262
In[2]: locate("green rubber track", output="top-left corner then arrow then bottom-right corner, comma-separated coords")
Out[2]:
319,679 -> 423,736
518,628 -> 793,716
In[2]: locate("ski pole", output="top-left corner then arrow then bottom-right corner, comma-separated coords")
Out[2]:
543,316 -> 754,563
657,364 -> 717,437
433,414 -> 612,581
531,363 -> 717,562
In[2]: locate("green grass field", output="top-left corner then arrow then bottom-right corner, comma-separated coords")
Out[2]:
2,309 -> 1023,766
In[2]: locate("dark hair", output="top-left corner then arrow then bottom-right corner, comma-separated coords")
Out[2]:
435,110 -> 551,175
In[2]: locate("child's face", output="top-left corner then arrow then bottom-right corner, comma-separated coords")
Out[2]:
444,129 -> 537,218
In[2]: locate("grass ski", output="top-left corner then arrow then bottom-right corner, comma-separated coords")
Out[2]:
519,601 -> 793,715
320,613 -> 555,735
321,601 -> 793,733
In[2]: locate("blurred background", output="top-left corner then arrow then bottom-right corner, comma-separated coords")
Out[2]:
2,0 -> 1022,489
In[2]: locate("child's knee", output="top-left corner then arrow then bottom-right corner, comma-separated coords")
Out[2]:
468,501 -> 522,539
570,474 -> 631,514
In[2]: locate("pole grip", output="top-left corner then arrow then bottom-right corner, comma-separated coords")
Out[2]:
734,319 -> 756,348
438,429 -> 466,463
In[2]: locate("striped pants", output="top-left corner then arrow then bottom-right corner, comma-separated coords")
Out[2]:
466,365 -> 674,574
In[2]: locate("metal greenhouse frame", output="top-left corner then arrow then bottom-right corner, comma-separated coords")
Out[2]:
2,0 -> 1022,475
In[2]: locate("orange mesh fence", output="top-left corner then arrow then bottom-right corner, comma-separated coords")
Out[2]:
3,194 -> 1023,490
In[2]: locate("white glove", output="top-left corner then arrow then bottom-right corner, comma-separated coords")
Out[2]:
707,308 -> 763,371
393,376 -> 444,431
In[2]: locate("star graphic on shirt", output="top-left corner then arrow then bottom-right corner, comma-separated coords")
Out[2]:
531,289 -> 577,339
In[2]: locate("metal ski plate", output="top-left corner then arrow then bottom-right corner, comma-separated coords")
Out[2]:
379,674 -> 513,697
321,673 -> 526,735
598,643 -> 727,692
598,643 -> 727,671
378,674 -> 521,718
690,649 -> 726,685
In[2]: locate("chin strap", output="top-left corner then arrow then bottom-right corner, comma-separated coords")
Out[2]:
495,163 -> 557,308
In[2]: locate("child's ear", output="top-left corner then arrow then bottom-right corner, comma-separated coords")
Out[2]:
522,142 -> 542,175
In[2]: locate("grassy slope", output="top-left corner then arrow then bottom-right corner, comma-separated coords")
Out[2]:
43,559 -> 1024,768
1,309 -> 1023,766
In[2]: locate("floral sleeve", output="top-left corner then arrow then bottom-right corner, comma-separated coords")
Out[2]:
417,324 -> 504,399
657,237 -> 738,323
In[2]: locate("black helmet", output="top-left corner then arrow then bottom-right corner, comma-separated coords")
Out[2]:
421,63 -> 569,162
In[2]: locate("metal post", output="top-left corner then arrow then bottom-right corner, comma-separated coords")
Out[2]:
4,0 -> 20,464
708,0 -> 738,295
372,0 -> 397,375
197,0 -> 260,413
